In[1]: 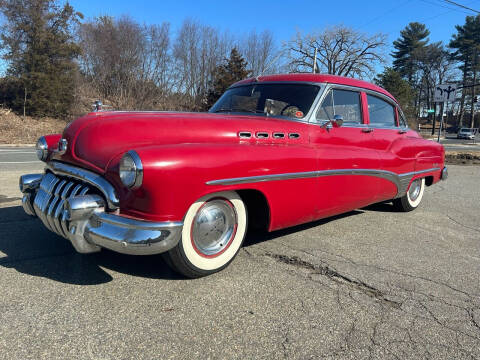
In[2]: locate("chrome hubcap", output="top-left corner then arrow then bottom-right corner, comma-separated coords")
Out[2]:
192,199 -> 237,256
408,179 -> 422,201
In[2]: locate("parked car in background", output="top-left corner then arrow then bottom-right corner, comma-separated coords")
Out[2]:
457,128 -> 476,140
19,74 -> 447,278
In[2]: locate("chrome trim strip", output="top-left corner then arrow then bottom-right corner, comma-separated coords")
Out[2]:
46,161 -> 120,210
206,167 -> 441,197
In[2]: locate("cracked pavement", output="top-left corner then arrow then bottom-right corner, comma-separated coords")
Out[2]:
0,163 -> 479,359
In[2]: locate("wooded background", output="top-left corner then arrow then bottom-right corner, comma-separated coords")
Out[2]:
0,0 -> 479,130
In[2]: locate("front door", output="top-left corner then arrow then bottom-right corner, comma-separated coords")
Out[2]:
309,87 -> 383,219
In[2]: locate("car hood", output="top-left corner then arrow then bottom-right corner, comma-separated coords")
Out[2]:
54,111 -> 308,172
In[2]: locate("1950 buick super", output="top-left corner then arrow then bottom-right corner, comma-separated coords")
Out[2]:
19,74 -> 447,278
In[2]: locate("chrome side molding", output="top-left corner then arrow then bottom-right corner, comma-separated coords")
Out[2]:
206,167 -> 441,198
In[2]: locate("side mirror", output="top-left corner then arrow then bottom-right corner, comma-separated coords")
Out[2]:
321,115 -> 343,130
332,115 -> 343,128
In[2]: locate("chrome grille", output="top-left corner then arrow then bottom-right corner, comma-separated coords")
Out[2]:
33,172 -> 95,238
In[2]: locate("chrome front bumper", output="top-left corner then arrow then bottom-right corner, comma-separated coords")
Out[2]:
19,163 -> 182,255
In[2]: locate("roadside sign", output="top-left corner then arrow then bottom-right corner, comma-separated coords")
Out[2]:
434,84 -> 457,102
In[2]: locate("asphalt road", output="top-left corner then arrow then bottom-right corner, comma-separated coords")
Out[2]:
0,158 -> 479,359
440,136 -> 480,152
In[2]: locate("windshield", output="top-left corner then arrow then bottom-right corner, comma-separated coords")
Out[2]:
460,129 -> 472,133
209,83 -> 320,120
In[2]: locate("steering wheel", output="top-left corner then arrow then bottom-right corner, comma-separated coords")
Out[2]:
280,105 -> 301,117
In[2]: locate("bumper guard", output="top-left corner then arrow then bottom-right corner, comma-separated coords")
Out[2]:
19,169 -> 182,255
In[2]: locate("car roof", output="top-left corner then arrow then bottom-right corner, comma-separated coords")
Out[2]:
231,73 -> 397,103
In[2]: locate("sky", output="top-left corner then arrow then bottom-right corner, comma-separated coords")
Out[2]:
1,0 -> 480,75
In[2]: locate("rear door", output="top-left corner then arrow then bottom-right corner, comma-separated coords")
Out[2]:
309,86 -> 383,218
365,93 -> 416,200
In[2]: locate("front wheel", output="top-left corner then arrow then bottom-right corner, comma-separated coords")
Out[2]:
393,178 -> 425,212
164,191 -> 247,278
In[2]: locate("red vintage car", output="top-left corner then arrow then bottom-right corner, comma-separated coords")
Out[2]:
19,74 -> 447,278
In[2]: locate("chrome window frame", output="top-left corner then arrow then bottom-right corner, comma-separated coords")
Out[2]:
309,84 -> 369,129
221,80 -> 408,131
311,84 -> 365,127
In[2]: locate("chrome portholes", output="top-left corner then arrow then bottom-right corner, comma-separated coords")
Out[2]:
256,132 -> 269,139
239,131 -> 252,138
191,199 -> 237,257
408,179 -> 422,202
238,131 -> 301,140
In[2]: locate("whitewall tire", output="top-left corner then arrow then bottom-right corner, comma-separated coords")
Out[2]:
164,191 -> 247,278
393,178 -> 425,212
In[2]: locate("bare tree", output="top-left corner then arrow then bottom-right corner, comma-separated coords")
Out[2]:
172,19 -> 231,110
239,29 -> 276,76
287,25 -> 387,79
77,15 -> 172,110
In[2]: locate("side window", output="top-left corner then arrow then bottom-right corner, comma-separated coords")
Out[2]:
316,89 -> 362,124
367,95 -> 396,127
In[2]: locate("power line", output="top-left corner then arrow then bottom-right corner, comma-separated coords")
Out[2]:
358,0 -> 415,29
443,0 -> 480,13
420,0 -> 472,14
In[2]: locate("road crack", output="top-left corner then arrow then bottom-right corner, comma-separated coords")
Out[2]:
264,252 -> 402,309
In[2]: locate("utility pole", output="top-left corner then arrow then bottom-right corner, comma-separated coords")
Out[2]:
23,87 -> 27,119
437,102 -> 445,142
313,47 -> 318,74
471,48 -> 477,129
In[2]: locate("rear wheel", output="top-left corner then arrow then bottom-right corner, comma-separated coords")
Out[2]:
164,191 -> 247,278
393,178 -> 425,212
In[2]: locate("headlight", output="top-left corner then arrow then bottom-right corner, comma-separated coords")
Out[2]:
36,136 -> 48,161
119,150 -> 143,189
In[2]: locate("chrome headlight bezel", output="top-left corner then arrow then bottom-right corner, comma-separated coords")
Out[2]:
36,136 -> 48,161
119,150 -> 143,189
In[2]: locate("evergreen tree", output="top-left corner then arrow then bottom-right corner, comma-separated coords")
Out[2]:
206,48 -> 250,109
375,67 -> 415,122
0,0 -> 82,117
392,22 -> 430,83
449,15 -> 480,128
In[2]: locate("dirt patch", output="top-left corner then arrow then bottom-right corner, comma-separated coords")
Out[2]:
445,151 -> 480,165
0,109 -> 67,144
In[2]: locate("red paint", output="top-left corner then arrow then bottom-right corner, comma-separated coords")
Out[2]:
44,74 -> 444,232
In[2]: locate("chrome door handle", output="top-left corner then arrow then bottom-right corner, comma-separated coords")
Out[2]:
362,128 -> 374,133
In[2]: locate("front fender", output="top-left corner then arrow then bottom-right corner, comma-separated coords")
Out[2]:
106,143 -> 317,227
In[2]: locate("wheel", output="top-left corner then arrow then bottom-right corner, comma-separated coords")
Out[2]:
164,191 -> 247,278
393,178 -> 425,212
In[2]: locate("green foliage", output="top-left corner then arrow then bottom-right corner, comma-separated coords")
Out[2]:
0,0 -> 82,117
206,48 -> 250,110
392,22 -> 430,82
449,15 -> 480,75
375,67 -> 416,122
